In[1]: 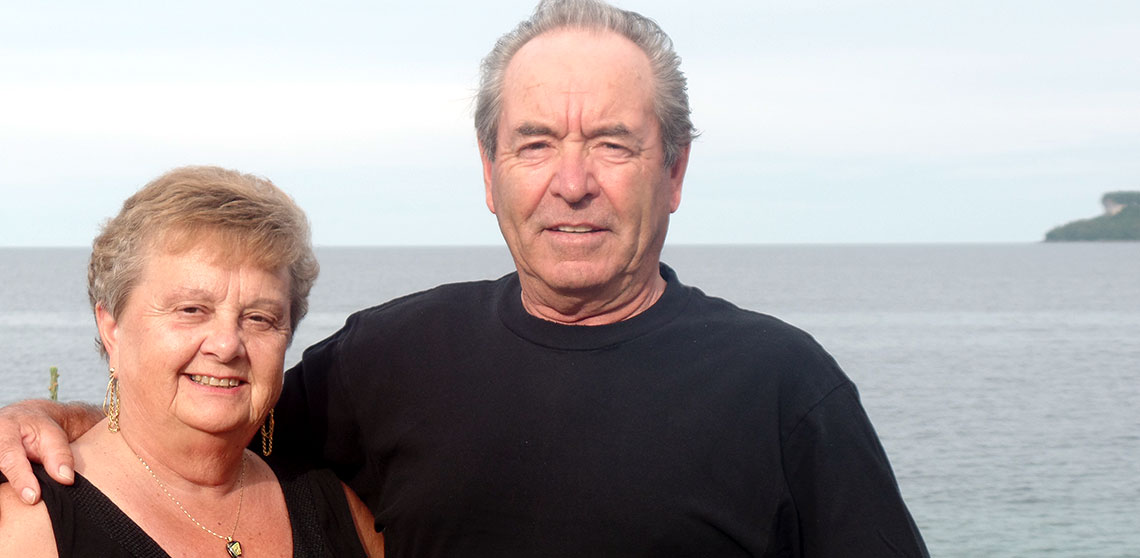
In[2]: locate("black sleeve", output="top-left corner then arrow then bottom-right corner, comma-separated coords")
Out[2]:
782,383 -> 930,558
278,468 -> 369,558
266,315 -> 366,481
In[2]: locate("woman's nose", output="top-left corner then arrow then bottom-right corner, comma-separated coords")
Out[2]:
200,319 -> 246,362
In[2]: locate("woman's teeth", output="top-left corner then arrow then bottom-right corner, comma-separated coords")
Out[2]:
189,375 -> 241,388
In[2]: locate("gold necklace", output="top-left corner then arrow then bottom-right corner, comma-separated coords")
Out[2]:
134,450 -> 248,558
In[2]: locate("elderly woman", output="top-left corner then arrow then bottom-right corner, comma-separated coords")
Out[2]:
0,167 -> 381,556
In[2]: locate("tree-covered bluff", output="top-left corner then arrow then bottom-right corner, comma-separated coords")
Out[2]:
1045,191 -> 1140,241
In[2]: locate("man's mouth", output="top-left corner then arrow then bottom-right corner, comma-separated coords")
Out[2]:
553,225 -> 599,233
189,374 -> 243,388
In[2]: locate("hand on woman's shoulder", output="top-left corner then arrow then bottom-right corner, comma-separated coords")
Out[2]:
0,481 -> 59,557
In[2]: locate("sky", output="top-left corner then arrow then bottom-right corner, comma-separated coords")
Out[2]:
2,0 -> 1138,246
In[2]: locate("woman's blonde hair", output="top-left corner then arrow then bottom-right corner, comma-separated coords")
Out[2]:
88,166 -> 319,356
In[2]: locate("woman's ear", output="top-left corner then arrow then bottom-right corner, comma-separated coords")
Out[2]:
95,303 -> 120,367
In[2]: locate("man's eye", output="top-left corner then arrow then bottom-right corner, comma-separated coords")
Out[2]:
599,142 -> 631,155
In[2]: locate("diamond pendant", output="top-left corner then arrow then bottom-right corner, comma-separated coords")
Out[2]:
226,540 -> 243,557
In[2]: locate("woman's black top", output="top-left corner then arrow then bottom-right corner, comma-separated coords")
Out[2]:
33,461 -> 367,557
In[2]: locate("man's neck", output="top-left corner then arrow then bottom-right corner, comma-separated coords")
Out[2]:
518,269 -> 667,325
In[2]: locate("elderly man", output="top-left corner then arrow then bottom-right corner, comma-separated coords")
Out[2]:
2,0 -> 928,556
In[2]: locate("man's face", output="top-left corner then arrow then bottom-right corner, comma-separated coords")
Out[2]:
482,28 -> 689,306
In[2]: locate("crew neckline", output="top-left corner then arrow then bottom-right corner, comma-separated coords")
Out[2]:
495,263 -> 691,351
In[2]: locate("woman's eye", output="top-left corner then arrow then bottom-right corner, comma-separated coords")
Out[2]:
245,314 -> 281,329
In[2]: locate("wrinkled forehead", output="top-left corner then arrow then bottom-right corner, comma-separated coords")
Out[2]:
496,30 -> 658,151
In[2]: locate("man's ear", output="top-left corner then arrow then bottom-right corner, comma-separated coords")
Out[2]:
479,141 -> 497,214
667,143 -> 691,213
94,303 -> 120,368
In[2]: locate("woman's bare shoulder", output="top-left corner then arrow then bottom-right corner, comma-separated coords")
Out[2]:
0,482 -> 59,557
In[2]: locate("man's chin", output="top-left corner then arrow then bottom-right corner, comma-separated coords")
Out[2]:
530,261 -> 620,293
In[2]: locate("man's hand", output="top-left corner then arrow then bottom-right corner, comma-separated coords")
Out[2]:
0,400 -> 100,505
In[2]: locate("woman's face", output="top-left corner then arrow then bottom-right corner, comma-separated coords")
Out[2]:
97,238 -> 292,441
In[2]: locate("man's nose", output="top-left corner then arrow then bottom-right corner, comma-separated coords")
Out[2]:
548,148 -> 598,204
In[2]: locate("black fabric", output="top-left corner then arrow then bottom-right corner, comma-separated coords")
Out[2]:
34,462 -> 366,557
272,263 -> 929,557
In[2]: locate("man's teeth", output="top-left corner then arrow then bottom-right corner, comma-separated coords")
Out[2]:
189,375 -> 241,388
556,225 -> 594,233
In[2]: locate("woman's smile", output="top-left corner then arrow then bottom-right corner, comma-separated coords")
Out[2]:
187,374 -> 245,388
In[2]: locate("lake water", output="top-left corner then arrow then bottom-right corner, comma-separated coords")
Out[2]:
2,243 -> 1138,557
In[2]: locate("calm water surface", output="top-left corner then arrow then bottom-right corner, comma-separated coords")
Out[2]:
2,244 -> 1138,557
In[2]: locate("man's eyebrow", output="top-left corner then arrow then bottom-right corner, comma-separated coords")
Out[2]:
510,123 -> 632,139
514,123 -> 557,137
586,124 -> 632,139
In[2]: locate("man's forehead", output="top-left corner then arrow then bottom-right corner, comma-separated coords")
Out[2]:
504,27 -> 651,84
501,30 -> 653,109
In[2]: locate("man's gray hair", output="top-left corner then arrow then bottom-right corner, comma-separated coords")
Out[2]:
475,0 -> 696,168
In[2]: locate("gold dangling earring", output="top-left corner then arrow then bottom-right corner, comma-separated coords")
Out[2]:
260,409 -> 274,457
103,367 -> 120,433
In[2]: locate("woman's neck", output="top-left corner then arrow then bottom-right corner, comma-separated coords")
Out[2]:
75,416 -> 247,489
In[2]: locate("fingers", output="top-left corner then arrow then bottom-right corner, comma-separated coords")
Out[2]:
0,427 -> 41,505
0,400 -> 79,506
29,420 -> 76,487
